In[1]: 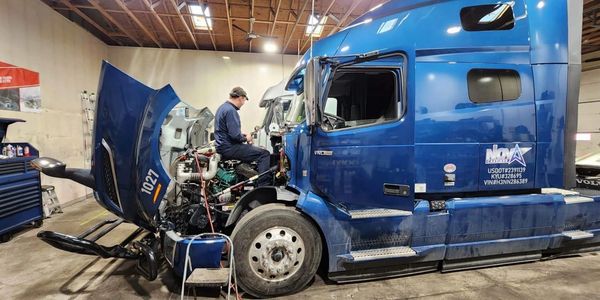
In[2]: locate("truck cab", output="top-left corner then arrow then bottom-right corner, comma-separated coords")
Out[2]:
254,80 -> 295,153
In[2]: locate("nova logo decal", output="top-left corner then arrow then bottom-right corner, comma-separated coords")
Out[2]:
485,144 -> 532,167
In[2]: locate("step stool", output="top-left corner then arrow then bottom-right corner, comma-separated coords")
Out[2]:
186,268 -> 230,287
41,185 -> 63,218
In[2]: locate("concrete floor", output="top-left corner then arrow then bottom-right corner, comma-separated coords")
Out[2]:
1,199 -> 600,300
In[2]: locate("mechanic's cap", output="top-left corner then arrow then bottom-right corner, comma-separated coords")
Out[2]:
229,86 -> 249,100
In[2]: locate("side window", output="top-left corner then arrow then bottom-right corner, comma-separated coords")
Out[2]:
324,98 -> 338,115
467,69 -> 521,103
322,69 -> 398,131
460,4 -> 515,31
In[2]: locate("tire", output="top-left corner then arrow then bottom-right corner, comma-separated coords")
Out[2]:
32,219 -> 43,228
231,203 -> 322,298
0,233 -> 12,243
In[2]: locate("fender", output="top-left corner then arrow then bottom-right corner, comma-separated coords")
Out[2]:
225,186 -> 299,227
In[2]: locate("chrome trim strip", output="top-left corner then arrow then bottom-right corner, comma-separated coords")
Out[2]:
101,138 -> 123,210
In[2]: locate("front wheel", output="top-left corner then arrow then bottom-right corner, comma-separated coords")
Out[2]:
0,233 -> 12,243
231,203 -> 322,298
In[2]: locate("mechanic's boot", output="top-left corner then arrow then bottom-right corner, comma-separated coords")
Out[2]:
236,163 -> 258,179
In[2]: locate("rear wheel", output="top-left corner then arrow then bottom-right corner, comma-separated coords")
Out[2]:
231,203 -> 321,298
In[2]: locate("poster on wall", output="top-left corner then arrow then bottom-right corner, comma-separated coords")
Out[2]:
0,61 -> 41,113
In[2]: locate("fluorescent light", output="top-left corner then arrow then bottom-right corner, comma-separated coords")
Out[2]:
189,5 -> 212,30
222,56 -> 231,60
264,41 -> 278,53
306,15 -> 327,37
369,3 -> 384,12
576,133 -> 592,141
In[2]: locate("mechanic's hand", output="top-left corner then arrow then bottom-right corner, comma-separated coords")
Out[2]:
245,133 -> 253,144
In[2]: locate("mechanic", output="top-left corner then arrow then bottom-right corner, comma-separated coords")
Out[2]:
214,87 -> 272,186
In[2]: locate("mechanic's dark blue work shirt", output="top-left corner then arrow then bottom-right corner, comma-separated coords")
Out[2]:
214,101 -> 246,152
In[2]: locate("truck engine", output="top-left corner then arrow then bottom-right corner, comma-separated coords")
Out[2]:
157,105 -> 260,236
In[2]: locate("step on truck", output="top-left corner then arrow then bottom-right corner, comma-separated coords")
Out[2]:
30,0 -> 598,298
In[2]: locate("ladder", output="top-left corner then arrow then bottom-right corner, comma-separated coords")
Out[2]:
81,91 -> 96,168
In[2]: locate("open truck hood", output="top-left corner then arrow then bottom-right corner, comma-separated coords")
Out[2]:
93,61 -> 180,231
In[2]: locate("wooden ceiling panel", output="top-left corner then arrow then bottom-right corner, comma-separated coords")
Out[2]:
40,0 -> 600,67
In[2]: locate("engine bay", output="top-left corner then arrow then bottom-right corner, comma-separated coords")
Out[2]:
157,104 -> 285,236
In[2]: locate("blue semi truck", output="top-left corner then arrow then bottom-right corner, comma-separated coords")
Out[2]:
30,0 -> 598,298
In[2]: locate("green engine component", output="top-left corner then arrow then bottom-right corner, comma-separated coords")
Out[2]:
210,168 -> 238,194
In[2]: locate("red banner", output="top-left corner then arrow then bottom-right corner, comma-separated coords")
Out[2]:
0,63 -> 39,89
0,61 -> 41,112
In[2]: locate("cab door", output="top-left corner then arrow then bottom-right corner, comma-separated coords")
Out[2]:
309,55 -> 414,211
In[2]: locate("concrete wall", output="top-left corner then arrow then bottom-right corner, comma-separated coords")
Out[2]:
578,69 -> 600,157
0,0 -> 107,203
106,47 -> 299,133
0,1 -> 298,203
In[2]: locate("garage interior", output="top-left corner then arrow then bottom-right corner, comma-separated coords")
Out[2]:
1,0 -> 600,299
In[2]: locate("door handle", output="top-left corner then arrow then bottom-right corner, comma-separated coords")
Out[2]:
383,183 -> 410,196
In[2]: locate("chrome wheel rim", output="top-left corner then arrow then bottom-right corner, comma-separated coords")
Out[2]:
247,226 -> 305,282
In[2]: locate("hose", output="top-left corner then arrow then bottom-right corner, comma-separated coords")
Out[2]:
181,153 -> 240,299
195,152 -> 215,233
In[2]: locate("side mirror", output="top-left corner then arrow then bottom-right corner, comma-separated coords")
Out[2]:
31,157 -> 96,189
31,157 -> 67,178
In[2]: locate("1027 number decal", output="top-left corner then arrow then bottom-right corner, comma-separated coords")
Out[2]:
141,169 -> 159,195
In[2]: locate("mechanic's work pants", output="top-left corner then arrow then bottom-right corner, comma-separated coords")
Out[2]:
220,144 -> 272,186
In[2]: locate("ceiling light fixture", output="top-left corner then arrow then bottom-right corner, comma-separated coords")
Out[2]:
222,56 -> 231,60
264,41 -> 278,53
576,133 -> 592,141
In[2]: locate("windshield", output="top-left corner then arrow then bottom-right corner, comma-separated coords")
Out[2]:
284,93 -> 306,125
577,152 -> 600,167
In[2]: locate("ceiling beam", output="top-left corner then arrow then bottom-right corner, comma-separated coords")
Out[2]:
224,0 -> 235,51
114,0 -> 162,47
249,0 -> 255,52
58,0 -> 121,45
283,0 -> 310,53
141,0 -> 180,48
197,0 -> 217,50
168,0 -> 199,49
300,0 -> 337,53
88,0 -> 143,46
163,0 -> 182,48
269,0 -> 282,36
327,0 -> 362,37
55,6 -> 339,26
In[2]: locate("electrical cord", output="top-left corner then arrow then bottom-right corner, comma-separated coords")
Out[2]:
180,152 -> 241,300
